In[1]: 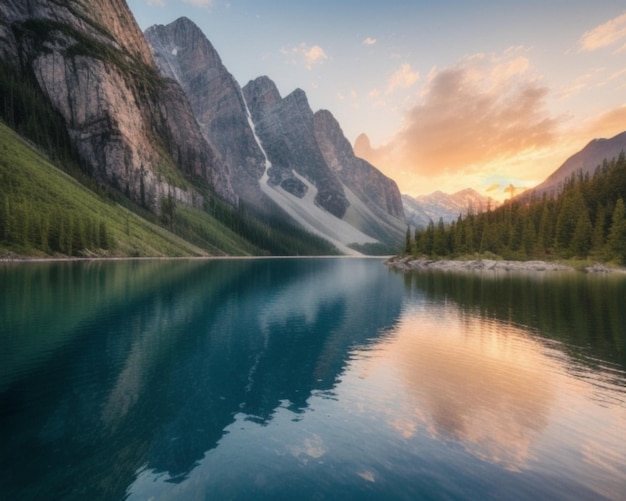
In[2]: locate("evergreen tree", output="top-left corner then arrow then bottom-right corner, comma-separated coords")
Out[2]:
433,217 -> 447,256
570,207 -> 592,258
608,198 -> 626,264
405,226 -> 412,254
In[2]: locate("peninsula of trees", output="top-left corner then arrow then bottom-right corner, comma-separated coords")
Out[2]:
405,153 -> 626,265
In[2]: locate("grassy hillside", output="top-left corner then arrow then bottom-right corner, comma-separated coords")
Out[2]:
0,120 -> 259,257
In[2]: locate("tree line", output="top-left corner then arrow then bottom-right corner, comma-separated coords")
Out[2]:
406,152 -> 626,264
0,193 -> 112,255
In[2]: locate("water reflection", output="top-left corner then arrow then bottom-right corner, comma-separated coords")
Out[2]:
2,261 -> 625,500
0,258 -> 404,500
374,307 -> 553,471
401,270 -> 626,369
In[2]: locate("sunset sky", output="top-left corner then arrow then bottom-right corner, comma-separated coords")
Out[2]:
127,0 -> 626,201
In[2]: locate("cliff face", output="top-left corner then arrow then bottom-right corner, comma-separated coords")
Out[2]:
314,110 -> 404,218
0,0 -> 235,209
313,110 -> 406,242
145,17 -> 266,208
145,17 -> 406,248
243,77 -> 349,219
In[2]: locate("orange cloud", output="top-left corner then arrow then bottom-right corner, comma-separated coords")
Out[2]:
579,11 -> 626,52
364,52 -> 559,183
580,105 -> 626,140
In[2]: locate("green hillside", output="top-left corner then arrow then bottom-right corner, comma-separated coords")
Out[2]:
0,120 -> 259,257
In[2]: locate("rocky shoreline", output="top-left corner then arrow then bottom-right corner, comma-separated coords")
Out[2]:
385,256 -> 621,274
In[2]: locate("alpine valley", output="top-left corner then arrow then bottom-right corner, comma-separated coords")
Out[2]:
0,1 -> 405,257
1,1 -> 625,259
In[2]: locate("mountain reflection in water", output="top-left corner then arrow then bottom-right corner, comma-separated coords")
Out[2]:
1,260 -> 625,500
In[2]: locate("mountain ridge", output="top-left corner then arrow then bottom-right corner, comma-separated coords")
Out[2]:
521,130 -> 626,200
403,188 -> 498,230
146,17 -> 406,252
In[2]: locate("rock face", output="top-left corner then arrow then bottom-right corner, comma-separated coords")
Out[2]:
313,110 -> 406,242
0,0 -> 235,210
146,17 -> 406,249
243,77 -> 349,218
145,17 -> 265,208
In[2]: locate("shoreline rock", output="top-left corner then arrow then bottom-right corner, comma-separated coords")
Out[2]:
385,256 -> 623,274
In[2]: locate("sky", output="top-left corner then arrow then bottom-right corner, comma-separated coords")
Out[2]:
127,0 -> 626,201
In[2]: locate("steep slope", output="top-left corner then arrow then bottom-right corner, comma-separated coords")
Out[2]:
0,120 -> 222,257
243,77 -> 349,218
0,0 -> 235,214
403,189 -> 497,229
145,17 -> 406,253
525,131 -> 626,199
145,17 -> 266,208
313,110 -> 405,244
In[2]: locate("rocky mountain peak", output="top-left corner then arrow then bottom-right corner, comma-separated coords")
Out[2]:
244,76 -> 282,114
145,17 -> 267,209
83,0 -> 155,67
353,133 -> 374,158
1,0 -> 236,210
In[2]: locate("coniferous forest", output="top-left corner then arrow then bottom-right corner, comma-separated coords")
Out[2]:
406,153 -> 626,265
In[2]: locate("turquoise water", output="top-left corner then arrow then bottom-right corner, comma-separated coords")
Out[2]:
1,258 -> 625,500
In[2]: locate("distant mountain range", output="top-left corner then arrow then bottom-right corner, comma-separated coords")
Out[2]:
402,189 -> 498,229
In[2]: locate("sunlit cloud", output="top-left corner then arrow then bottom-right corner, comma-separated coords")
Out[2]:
386,63 -> 420,94
577,105 -> 626,142
362,37 -> 377,46
283,43 -> 328,70
558,68 -> 605,99
579,11 -> 626,52
359,50 -> 560,196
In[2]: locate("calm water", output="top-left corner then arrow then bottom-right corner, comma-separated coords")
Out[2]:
1,258 -> 625,500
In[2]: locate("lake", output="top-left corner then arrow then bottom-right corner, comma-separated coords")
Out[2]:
1,258 -> 625,500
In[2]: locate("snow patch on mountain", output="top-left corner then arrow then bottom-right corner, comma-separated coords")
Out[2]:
259,171 -> 376,255
403,188 -> 497,229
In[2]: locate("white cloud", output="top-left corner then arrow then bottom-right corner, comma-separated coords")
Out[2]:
182,0 -> 214,6
363,37 -> 377,46
386,63 -> 420,94
147,0 -> 165,5
580,11 -> 626,51
283,43 -> 328,70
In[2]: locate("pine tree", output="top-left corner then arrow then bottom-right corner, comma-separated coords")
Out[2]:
433,217 -> 447,256
570,207 -> 592,258
404,226 -> 412,254
608,198 -> 626,264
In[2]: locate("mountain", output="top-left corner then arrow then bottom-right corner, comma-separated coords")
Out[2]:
403,189 -> 497,229
0,1 -> 340,257
523,131 -> 626,199
145,17 -> 406,253
144,17 -> 266,209
0,0 -> 236,212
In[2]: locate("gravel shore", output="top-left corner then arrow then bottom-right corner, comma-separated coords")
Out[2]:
385,256 -> 619,273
